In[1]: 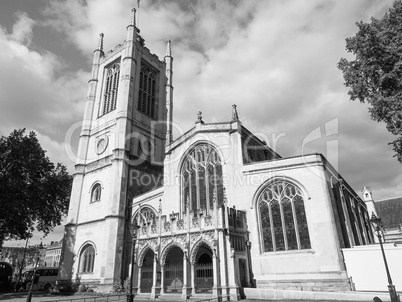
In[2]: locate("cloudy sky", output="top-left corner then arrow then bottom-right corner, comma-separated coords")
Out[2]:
1,0 -> 401,247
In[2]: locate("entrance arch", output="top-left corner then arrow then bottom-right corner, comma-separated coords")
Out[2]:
164,246 -> 184,293
140,249 -> 154,293
194,245 -> 213,293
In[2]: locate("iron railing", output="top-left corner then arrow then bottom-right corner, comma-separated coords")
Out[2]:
45,294 -> 126,302
193,295 -> 230,302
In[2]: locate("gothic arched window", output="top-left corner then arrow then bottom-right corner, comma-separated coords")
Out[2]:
134,206 -> 157,226
91,183 -> 102,203
102,62 -> 120,115
80,245 -> 95,273
181,143 -> 223,213
133,206 -> 158,236
138,65 -> 157,119
258,180 -> 310,252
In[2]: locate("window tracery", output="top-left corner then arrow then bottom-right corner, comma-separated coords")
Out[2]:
138,65 -> 157,119
258,180 -> 310,252
80,245 -> 95,273
134,206 -> 157,227
102,62 -> 120,115
181,144 -> 223,213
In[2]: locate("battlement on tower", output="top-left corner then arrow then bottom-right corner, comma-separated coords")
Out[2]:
101,38 -> 165,69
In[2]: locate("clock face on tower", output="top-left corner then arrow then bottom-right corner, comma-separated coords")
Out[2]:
96,136 -> 109,155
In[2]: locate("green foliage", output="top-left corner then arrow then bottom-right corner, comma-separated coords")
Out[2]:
0,129 -> 72,247
78,284 -> 87,292
338,0 -> 402,163
123,278 -> 131,292
1,245 -> 42,282
111,278 -> 130,293
112,282 -> 125,293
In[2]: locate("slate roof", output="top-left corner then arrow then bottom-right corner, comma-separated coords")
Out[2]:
375,197 -> 402,229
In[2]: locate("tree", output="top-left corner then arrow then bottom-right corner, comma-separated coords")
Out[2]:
338,0 -> 402,163
0,129 -> 72,247
1,245 -> 44,282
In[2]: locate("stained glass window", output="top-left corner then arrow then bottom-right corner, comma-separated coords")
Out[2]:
258,180 -> 311,252
80,245 -> 95,273
181,144 -> 223,213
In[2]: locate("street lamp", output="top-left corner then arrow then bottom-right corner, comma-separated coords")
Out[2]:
127,218 -> 140,302
370,212 -> 400,302
26,241 -> 42,302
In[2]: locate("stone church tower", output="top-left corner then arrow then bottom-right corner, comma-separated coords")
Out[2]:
58,9 -> 171,290
59,8 -> 375,301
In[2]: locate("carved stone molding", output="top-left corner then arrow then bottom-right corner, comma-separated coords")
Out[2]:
160,239 -> 185,266
132,120 -> 164,139
90,120 -> 116,136
175,234 -> 187,248
204,215 -> 213,227
141,226 -> 147,236
203,230 -> 215,242
74,164 -> 85,173
190,235 -> 216,263
121,74 -> 131,81
177,219 -> 185,230
85,156 -> 112,172
138,244 -> 153,267
113,149 -> 126,160
163,221 -> 171,232
190,233 -> 200,244
161,237 -> 173,251
192,217 -> 199,228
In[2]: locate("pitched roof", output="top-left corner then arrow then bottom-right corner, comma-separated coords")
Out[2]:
375,197 -> 402,229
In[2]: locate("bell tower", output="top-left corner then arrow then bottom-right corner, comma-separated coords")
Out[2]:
58,9 -> 172,290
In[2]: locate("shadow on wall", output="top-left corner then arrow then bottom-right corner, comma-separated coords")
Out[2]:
55,225 -> 77,293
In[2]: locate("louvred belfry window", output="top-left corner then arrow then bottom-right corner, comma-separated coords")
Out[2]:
102,62 -> 120,115
138,65 -> 157,119
258,180 -> 311,252
181,144 -> 223,213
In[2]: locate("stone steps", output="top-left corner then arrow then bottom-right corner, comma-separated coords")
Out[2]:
156,293 -> 183,301
133,292 -> 220,301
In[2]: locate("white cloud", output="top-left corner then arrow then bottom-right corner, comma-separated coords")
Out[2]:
0,11 -> 87,173
2,0 -> 400,201
0,0 -> 400,248
10,11 -> 36,45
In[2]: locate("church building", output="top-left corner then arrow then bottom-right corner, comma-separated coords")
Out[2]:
58,9 -> 375,300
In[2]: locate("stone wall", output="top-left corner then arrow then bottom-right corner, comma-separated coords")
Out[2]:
256,278 -> 351,292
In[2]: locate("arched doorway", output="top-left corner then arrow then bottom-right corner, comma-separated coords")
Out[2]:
195,245 -> 213,293
140,249 -> 154,293
164,246 -> 183,293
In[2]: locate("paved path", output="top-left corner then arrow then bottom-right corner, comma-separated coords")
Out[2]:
0,292 -> 127,302
0,292 -> 374,302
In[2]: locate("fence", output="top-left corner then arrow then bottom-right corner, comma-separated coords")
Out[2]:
45,294 -> 126,302
193,296 -> 230,302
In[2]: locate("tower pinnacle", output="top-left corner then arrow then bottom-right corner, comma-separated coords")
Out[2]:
130,8 -> 136,26
97,33 -> 104,52
166,40 -> 172,57
165,40 -> 174,145
232,104 -> 239,121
